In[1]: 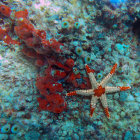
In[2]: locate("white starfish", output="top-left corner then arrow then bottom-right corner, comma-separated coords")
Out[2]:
66,64 -> 131,118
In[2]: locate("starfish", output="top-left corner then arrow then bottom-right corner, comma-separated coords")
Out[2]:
66,64 -> 131,118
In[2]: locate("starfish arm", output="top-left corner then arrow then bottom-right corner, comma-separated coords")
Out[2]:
90,95 -> 98,117
85,64 -> 98,89
67,89 -> 93,96
100,64 -> 117,87
104,108 -> 110,118
100,94 -> 110,118
105,86 -> 131,94
100,94 -> 108,108
118,86 -> 131,91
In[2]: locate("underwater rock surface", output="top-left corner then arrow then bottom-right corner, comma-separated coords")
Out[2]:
0,0 -> 139,139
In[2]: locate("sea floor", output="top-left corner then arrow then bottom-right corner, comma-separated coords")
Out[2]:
0,0 -> 140,139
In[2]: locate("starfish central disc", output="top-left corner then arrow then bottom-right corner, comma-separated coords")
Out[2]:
94,85 -> 105,97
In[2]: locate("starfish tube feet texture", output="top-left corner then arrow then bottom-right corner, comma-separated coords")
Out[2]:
66,63 -> 131,118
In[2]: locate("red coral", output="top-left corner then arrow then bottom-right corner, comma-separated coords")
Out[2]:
66,72 -> 81,87
35,59 -> 44,67
24,37 -> 37,48
0,26 -> 20,45
3,34 -> 20,45
42,38 -> 63,53
14,9 -> 28,19
37,94 -> 67,113
83,76 -> 91,88
35,29 -> 46,40
65,58 -> 75,68
54,70 -> 67,80
36,74 -> 63,95
0,5 -> 84,114
37,97 -> 48,110
0,27 -> 7,40
14,21 -> 34,40
36,76 -> 48,95
0,5 -> 12,17
22,47 -> 39,58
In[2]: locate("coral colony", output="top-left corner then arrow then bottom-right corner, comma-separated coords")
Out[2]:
0,0 -> 139,139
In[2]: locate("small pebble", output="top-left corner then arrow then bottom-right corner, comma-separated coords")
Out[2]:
127,94 -> 135,102
120,111 -> 125,118
136,96 -> 140,102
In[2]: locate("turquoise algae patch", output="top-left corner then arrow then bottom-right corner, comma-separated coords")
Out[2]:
119,91 -> 128,102
115,43 -> 130,55
24,131 -> 40,140
0,134 -> 8,140
97,73 -> 103,80
11,125 -> 20,134
61,21 -> 69,29
75,46 -> 83,56
74,22 -> 80,29
84,56 -> 92,64
1,124 -> 11,133
124,131 -> 133,140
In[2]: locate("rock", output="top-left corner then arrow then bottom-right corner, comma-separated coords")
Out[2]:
114,93 -> 119,100
62,130 -> 67,136
130,103 -> 139,111
124,131 -> 133,140
136,96 -> 140,102
115,114 -> 120,121
119,92 -> 128,102
134,92 -> 139,97
24,131 -> 40,140
0,134 -> 8,140
127,94 -> 135,102
73,133 -> 79,139
120,111 -> 125,118
116,122 -> 123,129
134,133 -> 140,140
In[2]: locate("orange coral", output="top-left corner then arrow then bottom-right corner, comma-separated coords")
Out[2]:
37,94 -> 67,113
35,59 -> 44,67
14,23 -> 34,40
0,27 -> 20,45
0,5 -> 11,17
14,9 -> 28,19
